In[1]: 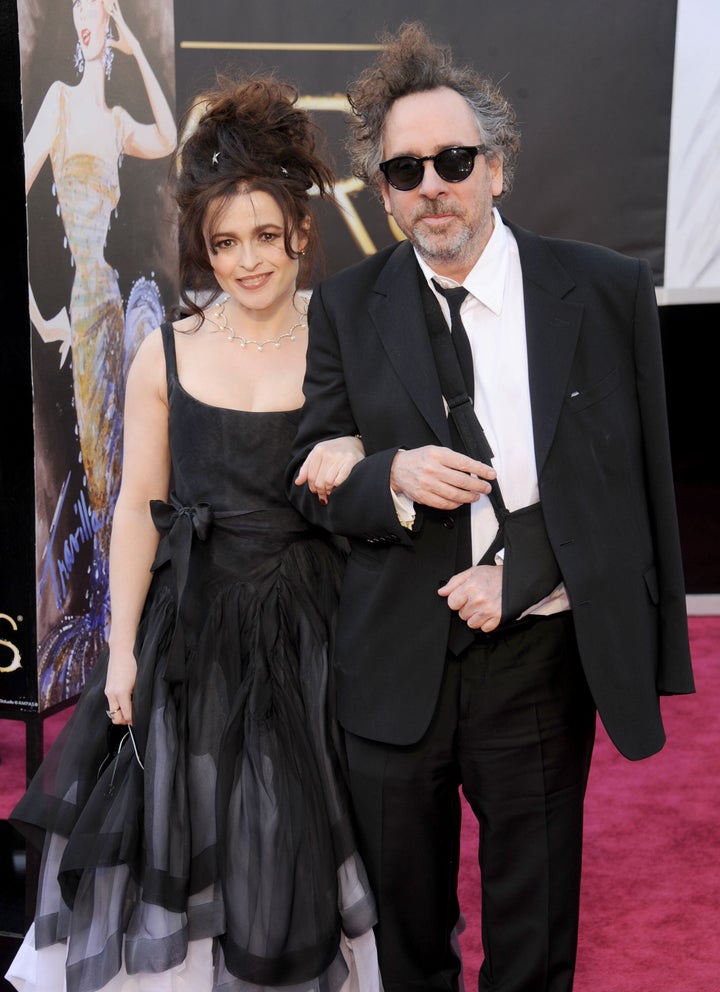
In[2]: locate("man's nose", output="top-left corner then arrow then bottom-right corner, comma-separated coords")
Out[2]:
417,159 -> 446,195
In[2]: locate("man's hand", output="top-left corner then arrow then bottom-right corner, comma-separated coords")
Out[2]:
439,564 -> 503,633
390,445 -> 495,509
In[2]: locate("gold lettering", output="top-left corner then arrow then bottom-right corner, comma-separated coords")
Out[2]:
0,613 -> 22,673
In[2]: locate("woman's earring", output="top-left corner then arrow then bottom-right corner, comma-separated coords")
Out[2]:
103,28 -> 114,79
74,41 -> 85,75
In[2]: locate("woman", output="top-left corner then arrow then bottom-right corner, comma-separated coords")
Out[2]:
24,0 -> 176,704
7,73 -> 379,992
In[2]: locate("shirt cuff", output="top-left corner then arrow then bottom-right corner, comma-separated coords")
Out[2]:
391,488 -> 415,530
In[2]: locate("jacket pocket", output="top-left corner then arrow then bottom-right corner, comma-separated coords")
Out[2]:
566,367 -> 619,412
642,564 -> 659,605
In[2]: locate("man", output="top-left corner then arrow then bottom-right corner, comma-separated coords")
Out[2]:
288,21 -> 694,992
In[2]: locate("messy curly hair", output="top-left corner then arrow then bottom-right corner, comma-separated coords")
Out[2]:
169,72 -> 335,321
346,22 -> 520,203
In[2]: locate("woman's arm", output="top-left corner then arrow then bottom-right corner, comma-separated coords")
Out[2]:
27,285 -> 71,366
23,83 -> 72,361
106,0 -> 177,159
104,327 -> 171,724
23,82 -> 59,193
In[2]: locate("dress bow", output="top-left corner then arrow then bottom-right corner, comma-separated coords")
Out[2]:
149,496 -> 214,682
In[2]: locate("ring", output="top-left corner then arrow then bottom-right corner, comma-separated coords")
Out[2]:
106,707 -> 120,718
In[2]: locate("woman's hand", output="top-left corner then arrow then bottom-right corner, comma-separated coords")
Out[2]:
295,435 -> 365,504
104,648 -> 137,726
103,0 -> 136,57
34,305 -> 71,367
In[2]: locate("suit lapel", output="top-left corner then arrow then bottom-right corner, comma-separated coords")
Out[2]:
509,221 -> 584,475
370,241 -> 450,444
366,225 -> 583,468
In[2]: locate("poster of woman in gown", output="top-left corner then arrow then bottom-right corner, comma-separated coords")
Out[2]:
19,0 -> 177,709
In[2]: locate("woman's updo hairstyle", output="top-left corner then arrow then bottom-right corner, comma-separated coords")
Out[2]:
170,72 -> 335,320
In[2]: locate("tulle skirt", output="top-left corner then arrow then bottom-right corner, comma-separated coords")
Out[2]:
8,532 -> 380,992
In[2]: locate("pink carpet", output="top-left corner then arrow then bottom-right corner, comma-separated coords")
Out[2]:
457,616 -> 720,990
1,617 -> 718,990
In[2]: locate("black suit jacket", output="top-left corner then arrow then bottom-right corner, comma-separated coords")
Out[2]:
287,219 -> 694,761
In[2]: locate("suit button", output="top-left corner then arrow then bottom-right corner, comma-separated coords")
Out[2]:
443,516 -> 455,529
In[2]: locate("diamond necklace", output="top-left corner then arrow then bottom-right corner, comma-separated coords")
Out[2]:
211,295 -> 307,351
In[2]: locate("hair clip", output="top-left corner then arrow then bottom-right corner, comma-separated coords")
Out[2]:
212,151 -> 220,167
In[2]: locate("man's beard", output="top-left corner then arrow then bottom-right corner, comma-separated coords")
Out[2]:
410,215 -> 475,267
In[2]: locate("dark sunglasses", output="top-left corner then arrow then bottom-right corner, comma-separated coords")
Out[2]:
379,145 -> 488,191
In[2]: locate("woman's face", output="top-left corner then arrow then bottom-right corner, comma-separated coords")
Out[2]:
72,0 -> 110,63
205,190 -> 308,316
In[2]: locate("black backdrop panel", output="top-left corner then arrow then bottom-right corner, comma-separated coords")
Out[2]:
174,0 -> 677,282
0,0 -> 37,713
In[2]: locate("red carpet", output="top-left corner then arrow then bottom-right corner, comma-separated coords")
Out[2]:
1,617 -> 718,990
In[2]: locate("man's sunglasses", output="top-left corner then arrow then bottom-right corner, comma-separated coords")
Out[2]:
378,145 -> 488,191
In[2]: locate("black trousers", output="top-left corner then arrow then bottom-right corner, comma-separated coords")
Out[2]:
344,612 -> 596,992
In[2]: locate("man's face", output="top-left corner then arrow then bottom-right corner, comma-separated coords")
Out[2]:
379,87 -> 503,283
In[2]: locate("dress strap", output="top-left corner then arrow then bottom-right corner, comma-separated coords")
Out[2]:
160,321 -> 178,384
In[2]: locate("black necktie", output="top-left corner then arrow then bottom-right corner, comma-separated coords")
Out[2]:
431,280 -> 477,655
432,281 -> 473,400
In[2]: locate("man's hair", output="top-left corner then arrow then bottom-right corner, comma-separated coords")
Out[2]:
346,21 -> 521,202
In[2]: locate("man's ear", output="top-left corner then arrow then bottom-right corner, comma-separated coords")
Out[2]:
379,177 -> 393,216
489,155 -> 504,198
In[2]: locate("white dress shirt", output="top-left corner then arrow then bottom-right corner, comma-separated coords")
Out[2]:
414,208 -> 569,617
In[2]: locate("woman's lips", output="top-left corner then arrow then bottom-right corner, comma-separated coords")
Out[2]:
238,273 -> 272,290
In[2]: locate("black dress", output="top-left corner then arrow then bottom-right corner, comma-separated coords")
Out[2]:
7,323 -> 380,992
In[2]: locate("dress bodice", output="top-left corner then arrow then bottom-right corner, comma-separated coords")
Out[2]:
162,322 -> 309,526
49,84 -> 125,269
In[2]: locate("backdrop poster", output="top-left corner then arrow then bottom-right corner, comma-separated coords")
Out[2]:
18,0 -> 177,711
